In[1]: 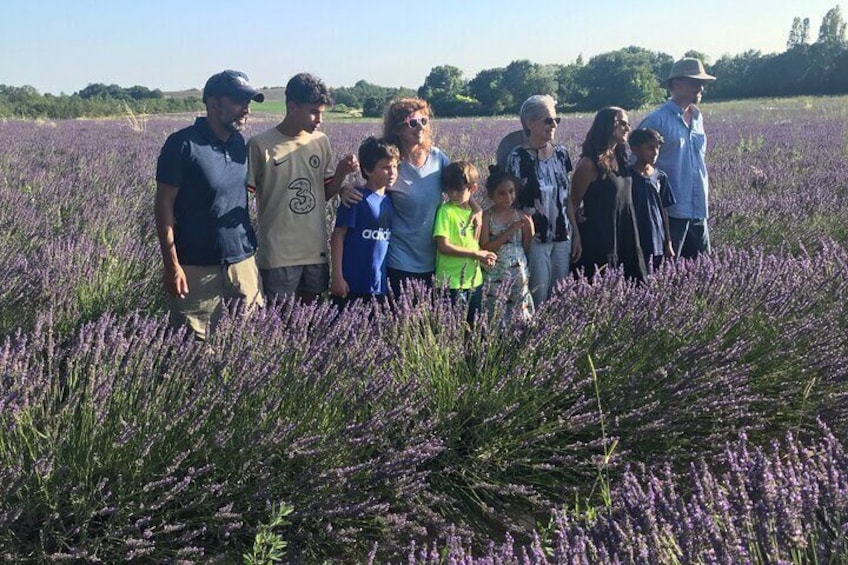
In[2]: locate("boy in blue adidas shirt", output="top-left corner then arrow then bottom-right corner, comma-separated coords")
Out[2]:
330,137 -> 399,307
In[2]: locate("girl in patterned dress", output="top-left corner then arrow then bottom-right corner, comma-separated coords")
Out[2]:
481,166 -> 535,323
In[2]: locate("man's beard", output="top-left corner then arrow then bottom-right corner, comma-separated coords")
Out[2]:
220,108 -> 246,133
224,117 -> 245,133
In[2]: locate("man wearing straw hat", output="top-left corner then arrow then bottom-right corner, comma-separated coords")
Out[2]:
638,57 -> 716,259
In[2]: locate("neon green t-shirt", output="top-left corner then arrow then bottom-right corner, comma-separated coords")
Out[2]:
433,202 -> 482,289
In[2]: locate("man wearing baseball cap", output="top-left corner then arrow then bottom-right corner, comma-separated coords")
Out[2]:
154,70 -> 265,340
638,58 -> 716,259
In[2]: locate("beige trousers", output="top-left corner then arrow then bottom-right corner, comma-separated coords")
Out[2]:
166,256 -> 263,340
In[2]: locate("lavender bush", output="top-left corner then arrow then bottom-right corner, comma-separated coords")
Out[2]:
389,424 -> 848,564
0,97 -> 846,561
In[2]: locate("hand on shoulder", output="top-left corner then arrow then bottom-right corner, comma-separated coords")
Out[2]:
339,185 -> 363,207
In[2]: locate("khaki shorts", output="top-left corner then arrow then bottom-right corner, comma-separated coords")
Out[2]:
167,256 -> 264,340
261,263 -> 329,302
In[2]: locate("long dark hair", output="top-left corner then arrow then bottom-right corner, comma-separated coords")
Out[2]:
581,106 -> 627,175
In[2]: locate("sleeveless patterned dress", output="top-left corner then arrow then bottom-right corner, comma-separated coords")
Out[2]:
484,210 -> 535,322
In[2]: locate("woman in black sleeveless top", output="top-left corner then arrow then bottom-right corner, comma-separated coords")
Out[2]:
569,107 -> 646,282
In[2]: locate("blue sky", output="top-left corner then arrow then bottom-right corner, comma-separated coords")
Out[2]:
1,0 -> 844,94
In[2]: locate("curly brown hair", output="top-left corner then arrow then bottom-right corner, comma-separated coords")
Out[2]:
382,97 -> 433,154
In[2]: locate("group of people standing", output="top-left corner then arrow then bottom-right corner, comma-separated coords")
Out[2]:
155,57 -> 716,340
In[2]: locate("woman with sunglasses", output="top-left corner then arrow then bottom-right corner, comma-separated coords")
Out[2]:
375,97 -> 454,297
343,97 -> 485,299
504,94 -> 574,306
341,97 -> 453,297
569,106 -> 646,282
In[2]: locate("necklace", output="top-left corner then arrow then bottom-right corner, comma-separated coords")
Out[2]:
526,141 -> 552,159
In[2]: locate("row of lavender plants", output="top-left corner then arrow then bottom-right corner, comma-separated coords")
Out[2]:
0,97 -> 846,562
389,425 -> 848,564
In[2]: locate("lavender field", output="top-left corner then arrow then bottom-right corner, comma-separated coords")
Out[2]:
1,96 -> 848,563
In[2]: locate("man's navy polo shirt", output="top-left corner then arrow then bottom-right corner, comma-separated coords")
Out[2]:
156,117 -> 258,266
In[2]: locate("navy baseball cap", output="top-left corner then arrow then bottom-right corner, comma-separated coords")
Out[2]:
202,70 -> 265,103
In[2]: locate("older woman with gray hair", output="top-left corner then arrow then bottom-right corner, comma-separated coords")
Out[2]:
503,94 -> 574,306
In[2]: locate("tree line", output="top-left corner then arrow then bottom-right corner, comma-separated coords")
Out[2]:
413,6 -> 848,116
329,80 -> 418,117
2,6 -> 845,120
0,83 -> 202,119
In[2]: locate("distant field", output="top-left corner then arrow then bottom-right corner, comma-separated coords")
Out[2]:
251,99 -> 287,114
164,86 -> 365,119
164,86 -> 286,101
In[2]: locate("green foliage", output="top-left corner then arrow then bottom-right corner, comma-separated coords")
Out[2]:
432,93 -> 482,117
418,65 -> 476,116
706,8 -> 848,100
574,47 -> 667,110
708,50 -> 763,99
787,16 -> 811,49
362,96 -> 385,118
78,83 -> 163,101
418,65 -> 466,101
817,5 -> 847,45
499,60 -> 558,113
555,64 -> 584,111
243,503 -> 293,565
709,39 -> 848,99
420,7 -> 848,115
0,84 -> 201,119
468,67 -> 512,115
330,79 -> 416,114
464,60 -> 560,116
683,49 -> 710,65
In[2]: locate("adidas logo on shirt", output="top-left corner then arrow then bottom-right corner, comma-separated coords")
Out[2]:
361,228 -> 391,241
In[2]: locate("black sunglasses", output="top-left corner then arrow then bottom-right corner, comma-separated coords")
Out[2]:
404,116 -> 429,129
543,117 -> 562,126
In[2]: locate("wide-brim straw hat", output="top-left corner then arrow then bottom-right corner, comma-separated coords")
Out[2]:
664,58 -> 716,87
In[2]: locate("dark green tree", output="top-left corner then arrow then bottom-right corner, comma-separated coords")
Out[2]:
468,67 -> 511,115
418,65 -> 465,101
331,88 -> 360,108
418,65 -> 480,116
708,50 -> 765,99
830,47 -> 848,92
125,85 -> 163,100
555,64 -> 584,109
817,5 -> 847,45
499,60 -> 558,112
331,80 -> 416,110
683,50 -> 711,64
801,17 -> 812,44
648,51 -> 675,86
362,96 -> 385,118
805,41 -> 847,93
787,16 -> 812,48
576,47 -> 667,110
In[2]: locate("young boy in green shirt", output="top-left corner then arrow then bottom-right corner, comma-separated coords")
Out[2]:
433,161 -> 497,325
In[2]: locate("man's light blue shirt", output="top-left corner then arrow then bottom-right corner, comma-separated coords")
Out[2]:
639,100 -> 710,220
